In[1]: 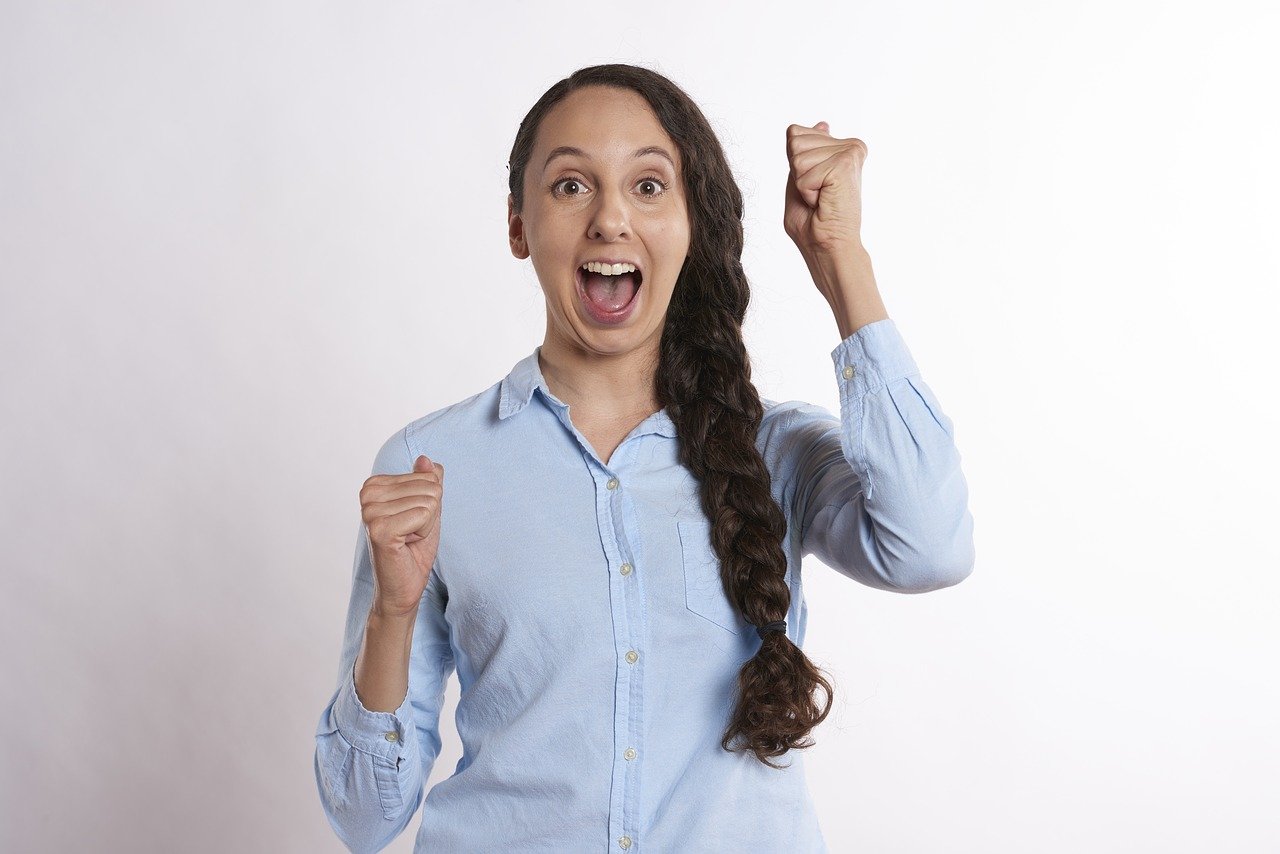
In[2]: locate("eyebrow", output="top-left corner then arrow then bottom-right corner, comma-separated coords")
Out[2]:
542,145 -> 677,174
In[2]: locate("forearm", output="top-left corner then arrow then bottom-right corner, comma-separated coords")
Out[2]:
353,605 -> 418,712
801,243 -> 890,340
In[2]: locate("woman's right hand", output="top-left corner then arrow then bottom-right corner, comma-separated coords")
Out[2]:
360,453 -> 444,618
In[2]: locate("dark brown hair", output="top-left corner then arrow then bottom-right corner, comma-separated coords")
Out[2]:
507,63 -> 833,768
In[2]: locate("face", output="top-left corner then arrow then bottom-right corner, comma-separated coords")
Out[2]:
509,85 -> 691,357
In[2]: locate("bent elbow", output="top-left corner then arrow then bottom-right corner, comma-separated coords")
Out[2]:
934,552 -> 975,589
908,510 -> 975,592
892,543 -> 975,593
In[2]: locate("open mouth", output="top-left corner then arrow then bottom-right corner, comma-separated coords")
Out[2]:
575,262 -> 643,316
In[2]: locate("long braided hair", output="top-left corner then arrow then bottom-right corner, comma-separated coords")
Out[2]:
506,63 -> 833,768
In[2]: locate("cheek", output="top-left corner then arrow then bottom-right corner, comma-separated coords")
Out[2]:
657,209 -> 691,248
639,217 -> 689,254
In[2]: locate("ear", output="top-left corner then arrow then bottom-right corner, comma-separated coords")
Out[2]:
508,194 -> 529,260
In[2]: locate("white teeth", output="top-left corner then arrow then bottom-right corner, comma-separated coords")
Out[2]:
580,261 -> 638,276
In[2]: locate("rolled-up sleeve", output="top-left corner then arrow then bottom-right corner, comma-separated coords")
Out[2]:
770,318 -> 976,593
314,427 -> 455,853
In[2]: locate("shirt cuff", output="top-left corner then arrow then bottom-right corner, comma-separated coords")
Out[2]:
334,661 -> 417,765
828,318 -> 921,498
829,317 -> 920,396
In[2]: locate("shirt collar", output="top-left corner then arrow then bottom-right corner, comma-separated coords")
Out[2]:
499,345 -> 677,438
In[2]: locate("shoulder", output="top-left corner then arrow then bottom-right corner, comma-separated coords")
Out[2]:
368,381 -> 503,475
403,382 -> 499,451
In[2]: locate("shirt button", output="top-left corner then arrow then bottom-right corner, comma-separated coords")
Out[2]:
624,747 -> 636,760
383,731 -> 399,742
618,837 -> 632,849
842,365 -> 855,379
606,477 -> 619,490
620,562 -> 632,576
625,650 -> 638,663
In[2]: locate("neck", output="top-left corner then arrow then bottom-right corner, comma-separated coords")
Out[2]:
536,334 -> 661,419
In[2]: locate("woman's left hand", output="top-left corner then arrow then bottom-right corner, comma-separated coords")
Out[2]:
782,121 -> 868,260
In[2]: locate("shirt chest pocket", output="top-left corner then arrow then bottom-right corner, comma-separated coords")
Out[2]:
677,518 -> 748,635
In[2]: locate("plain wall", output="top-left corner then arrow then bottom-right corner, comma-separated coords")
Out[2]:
2,1 -> 1277,851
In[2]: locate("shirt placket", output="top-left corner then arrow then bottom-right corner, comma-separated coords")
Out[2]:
588,445 -> 646,852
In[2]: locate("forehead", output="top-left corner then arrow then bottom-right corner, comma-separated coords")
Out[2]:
535,86 -> 680,172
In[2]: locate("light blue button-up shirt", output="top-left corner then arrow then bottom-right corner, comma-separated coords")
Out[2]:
314,318 -> 975,853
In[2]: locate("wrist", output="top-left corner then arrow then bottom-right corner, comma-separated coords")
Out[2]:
368,600 -> 420,625
801,245 -> 888,339
800,240 -> 871,283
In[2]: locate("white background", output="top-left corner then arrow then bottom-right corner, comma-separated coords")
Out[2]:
2,2 -> 1277,852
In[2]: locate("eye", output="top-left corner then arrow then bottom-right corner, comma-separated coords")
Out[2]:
551,177 -> 587,197
552,176 -> 586,197
637,176 -> 669,197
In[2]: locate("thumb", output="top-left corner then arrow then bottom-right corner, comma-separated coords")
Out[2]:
413,453 -> 434,472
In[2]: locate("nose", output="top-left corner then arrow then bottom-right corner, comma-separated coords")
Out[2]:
587,183 -> 631,241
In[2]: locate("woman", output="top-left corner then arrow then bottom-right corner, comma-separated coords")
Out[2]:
315,63 -> 975,853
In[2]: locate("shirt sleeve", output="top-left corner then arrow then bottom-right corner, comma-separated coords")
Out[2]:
767,318 -> 976,593
314,426 -> 456,853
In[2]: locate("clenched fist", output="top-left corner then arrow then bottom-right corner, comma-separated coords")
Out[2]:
783,120 -> 867,260
360,453 -> 444,618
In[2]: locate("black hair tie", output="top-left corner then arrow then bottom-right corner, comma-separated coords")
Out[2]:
756,619 -> 787,640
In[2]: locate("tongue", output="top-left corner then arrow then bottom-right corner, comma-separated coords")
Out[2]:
584,271 -> 638,312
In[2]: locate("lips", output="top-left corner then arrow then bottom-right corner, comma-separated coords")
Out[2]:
574,264 -> 642,323
574,264 -> 644,298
